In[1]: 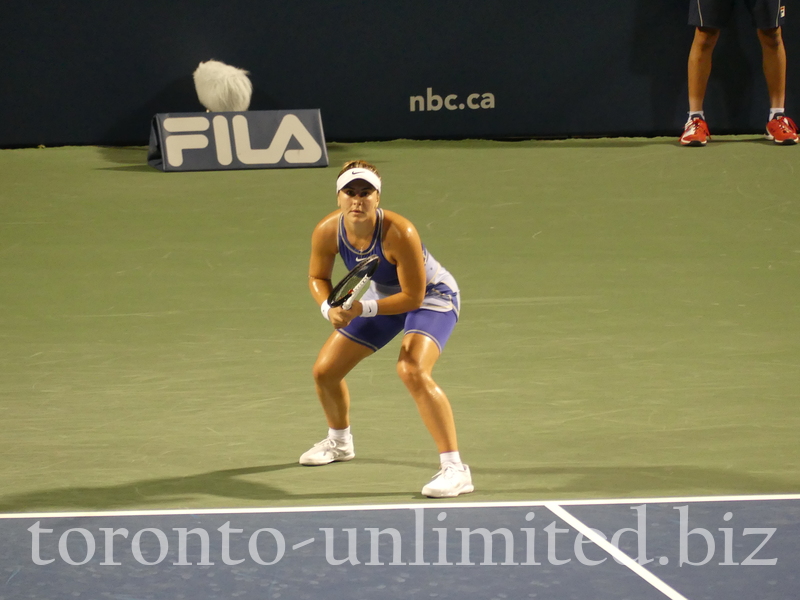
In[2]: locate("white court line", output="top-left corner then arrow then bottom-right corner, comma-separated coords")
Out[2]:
0,492 -> 799,520
546,502 -> 690,600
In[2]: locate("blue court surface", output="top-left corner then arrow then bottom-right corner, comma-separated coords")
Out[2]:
2,494 -> 798,600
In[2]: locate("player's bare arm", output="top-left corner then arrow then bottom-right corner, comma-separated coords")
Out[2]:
308,212 -> 339,306
309,212 -> 362,328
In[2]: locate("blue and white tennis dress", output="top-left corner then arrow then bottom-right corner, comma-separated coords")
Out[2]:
337,209 -> 460,352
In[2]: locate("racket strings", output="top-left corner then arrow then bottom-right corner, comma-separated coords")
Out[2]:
327,256 -> 380,308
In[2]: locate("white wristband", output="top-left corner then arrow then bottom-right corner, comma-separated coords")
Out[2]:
320,300 -> 332,321
360,299 -> 378,318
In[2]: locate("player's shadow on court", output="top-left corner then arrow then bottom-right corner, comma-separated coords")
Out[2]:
470,464 -> 797,497
0,463 -> 413,513
0,461 -> 795,513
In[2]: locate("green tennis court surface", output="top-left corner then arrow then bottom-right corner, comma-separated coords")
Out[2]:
1,138 -> 798,514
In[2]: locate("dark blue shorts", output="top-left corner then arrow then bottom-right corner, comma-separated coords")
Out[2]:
338,308 -> 458,353
689,0 -> 785,29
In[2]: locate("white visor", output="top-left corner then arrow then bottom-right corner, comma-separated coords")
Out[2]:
336,168 -> 382,193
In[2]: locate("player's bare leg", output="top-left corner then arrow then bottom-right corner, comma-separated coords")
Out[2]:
758,27 -> 787,108
300,333 -> 373,466
687,27 -> 720,112
397,332 -> 473,497
397,333 -> 458,452
757,26 -> 798,143
312,332 -> 374,429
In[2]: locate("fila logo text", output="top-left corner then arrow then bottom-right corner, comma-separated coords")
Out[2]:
162,114 -> 323,168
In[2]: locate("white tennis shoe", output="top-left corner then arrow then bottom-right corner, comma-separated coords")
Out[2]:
299,437 -> 355,466
421,464 -> 474,498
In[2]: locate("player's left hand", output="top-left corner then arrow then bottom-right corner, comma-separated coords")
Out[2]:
329,302 -> 362,329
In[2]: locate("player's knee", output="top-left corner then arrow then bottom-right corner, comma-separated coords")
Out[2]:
396,358 -> 424,387
312,360 -> 338,387
758,27 -> 783,49
694,27 -> 720,50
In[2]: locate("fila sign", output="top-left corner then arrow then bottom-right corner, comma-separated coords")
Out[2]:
148,109 -> 328,172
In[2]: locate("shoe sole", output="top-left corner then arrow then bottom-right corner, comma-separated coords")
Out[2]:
765,133 -> 799,144
680,139 -> 707,146
422,483 -> 475,498
299,453 -> 355,466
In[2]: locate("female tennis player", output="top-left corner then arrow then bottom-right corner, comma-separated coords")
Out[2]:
303,160 -> 473,498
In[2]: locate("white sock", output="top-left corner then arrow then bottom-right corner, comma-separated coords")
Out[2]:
328,427 -> 351,442
770,108 -> 785,121
688,110 -> 705,121
440,451 -> 462,468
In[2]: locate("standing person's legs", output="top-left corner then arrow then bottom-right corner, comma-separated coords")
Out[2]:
688,27 -> 721,112
757,27 -> 787,109
751,0 -> 787,108
760,25 -> 799,143
683,1 -> 724,145
752,1 -> 797,142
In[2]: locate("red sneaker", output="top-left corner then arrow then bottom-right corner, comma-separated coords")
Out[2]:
765,115 -> 799,145
680,117 -> 710,146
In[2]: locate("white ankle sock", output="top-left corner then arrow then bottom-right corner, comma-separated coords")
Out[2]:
440,451 -> 462,468
770,108 -> 785,121
688,110 -> 705,120
329,427 -> 351,442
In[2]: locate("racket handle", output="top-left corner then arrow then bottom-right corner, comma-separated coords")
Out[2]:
341,276 -> 370,311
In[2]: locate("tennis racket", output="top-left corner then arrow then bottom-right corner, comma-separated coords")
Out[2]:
328,255 -> 380,310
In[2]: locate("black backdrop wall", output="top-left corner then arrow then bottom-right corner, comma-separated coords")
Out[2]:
2,0 -> 799,147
